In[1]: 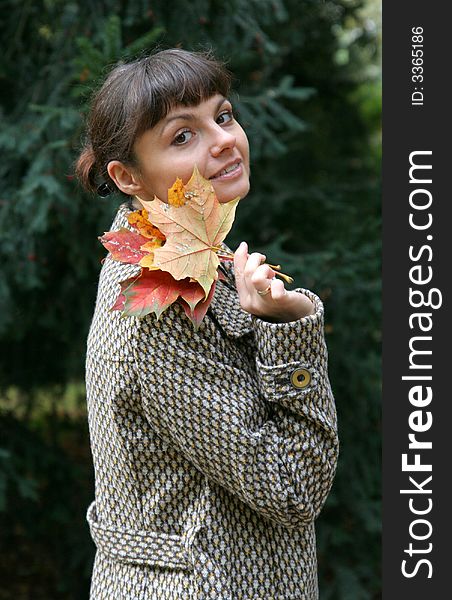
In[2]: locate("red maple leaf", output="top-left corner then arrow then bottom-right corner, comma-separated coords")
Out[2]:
179,279 -> 217,329
112,269 -> 215,325
99,228 -> 149,264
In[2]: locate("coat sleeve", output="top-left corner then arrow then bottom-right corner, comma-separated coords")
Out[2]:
133,288 -> 338,529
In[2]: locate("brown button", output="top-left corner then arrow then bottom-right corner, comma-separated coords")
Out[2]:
291,368 -> 311,389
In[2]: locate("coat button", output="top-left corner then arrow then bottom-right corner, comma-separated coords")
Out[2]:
291,368 -> 311,389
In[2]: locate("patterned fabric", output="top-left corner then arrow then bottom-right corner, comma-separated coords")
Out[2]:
85,203 -> 339,599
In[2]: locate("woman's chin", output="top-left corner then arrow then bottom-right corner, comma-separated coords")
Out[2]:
215,179 -> 250,204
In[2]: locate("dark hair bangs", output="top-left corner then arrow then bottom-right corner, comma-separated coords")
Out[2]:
132,50 -> 232,138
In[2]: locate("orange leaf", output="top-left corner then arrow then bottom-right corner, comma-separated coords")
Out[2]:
167,177 -> 186,207
128,209 -> 166,241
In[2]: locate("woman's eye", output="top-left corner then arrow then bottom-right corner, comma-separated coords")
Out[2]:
173,130 -> 193,145
217,110 -> 234,125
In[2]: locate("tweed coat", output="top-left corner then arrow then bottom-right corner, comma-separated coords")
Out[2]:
85,202 -> 339,600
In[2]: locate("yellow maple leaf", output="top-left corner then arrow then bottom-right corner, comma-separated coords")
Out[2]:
138,240 -> 163,269
140,166 -> 240,299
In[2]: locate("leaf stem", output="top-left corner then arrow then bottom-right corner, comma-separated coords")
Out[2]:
214,248 -> 294,284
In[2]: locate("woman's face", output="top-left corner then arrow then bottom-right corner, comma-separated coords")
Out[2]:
132,94 -> 250,204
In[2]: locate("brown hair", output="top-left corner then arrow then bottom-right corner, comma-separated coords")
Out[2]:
75,48 -> 232,196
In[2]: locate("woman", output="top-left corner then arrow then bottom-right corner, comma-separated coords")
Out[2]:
76,48 -> 338,600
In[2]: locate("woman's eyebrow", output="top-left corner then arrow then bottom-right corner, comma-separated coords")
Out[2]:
161,112 -> 195,132
160,97 -> 227,135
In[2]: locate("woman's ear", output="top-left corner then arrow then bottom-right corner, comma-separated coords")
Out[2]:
107,160 -> 145,197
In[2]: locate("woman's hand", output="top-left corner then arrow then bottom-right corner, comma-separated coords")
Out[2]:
233,241 -> 315,323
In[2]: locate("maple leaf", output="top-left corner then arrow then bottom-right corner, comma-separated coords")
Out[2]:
179,279 -> 217,330
99,228 -> 150,264
167,177 -> 186,206
140,166 -> 240,298
116,268 -> 214,324
110,277 -> 138,311
120,269 -> 182,318
128,209 -> 166,241
138,240 -> 165,270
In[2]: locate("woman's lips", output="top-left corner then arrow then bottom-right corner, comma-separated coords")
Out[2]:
209,161 -> 243,181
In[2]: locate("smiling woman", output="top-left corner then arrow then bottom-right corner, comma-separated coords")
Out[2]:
76,48 -> 338,600
76,49 -> 232,197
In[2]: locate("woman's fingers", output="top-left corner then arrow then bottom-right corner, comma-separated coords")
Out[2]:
234,242 -> 283,304
268,276 -> 287,300
244,252 -> 266,277
250,263 -> 275,291
233,241 -> 249,296
235,244 -> 272,293
233,242 -> 312,321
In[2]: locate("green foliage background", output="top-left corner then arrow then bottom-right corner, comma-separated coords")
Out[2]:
0,1 -> 381,598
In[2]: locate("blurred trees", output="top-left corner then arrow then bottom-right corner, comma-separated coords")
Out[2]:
0,1 -> 380,598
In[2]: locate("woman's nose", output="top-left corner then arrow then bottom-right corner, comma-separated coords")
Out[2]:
210,125 -> 236,156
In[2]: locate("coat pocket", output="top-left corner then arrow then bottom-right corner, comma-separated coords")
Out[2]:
87,501 -> 192,570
